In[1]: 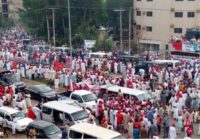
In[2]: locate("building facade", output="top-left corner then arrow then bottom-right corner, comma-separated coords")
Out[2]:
0,0 -> 23,20
133,0 -> 200,54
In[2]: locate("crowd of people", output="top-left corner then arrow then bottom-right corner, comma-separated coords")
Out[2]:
0,27 -> 199,139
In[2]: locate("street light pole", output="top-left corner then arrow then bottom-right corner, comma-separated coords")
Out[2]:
52,8 -> 56,47
114,8 -> 125,52
128,8 -> 131,55
67,0 -> 72,60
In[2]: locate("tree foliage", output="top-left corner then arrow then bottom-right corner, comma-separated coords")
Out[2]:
20,0 -> 132,46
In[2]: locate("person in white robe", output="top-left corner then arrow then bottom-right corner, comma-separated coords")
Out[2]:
20,65 -> 25,78
54,77 -> 59,90
169,124 -> 177,139
114,62 -> 118,74
109,108 -> 114,126
127,120 -> 133,138
22,98 -> 28,114
32,106 -> 41,120
173,100 -> 179,120
25,94 -> 32,108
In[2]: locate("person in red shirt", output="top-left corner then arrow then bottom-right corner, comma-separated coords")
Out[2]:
97,105 -> 103,125
186,125 -> 193,138
27,107 -> 36,120
116,110 -> 123,132
0,85 -> 4,97
133,118 -> 141,130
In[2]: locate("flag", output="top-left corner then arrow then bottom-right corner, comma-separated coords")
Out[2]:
72,82 -> 79,91
83,84 -> 89,91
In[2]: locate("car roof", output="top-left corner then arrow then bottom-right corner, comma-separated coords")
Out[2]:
58,98 -> 76,104
106,85 -> 146,96
29,120 -> 52,129
0,106 -> 19,114
43,101 -> 83,114
154,60 -> 180,63
72,90 -> 93,96
69,123 -> 121,139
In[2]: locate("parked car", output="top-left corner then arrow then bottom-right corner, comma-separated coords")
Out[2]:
26,120 -> 62,139
0,106 -> 33,132
25,85 -> 56,101
0,70 -> 26,91
64,90 -> 97,113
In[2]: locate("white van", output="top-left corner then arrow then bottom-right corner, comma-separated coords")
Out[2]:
154,60 -> 181,68
106,85 -> 152,101
42,101 -> 88,125
68,123 -> 124,139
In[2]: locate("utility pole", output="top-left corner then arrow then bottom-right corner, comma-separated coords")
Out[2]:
114,8 -> 125,52
52,8 -> 56,47
128,8 -> 131,55
46,14 -> 50,43
68,0 -> 72,60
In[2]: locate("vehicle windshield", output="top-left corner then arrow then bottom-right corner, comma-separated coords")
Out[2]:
138,93 -> 152,101
6,74 -> 20,84
82,94 -> 97,102
13,112 -> 26,120
44,125 -> 61,135
71,110 -> 88,121
38,86 -> 53,93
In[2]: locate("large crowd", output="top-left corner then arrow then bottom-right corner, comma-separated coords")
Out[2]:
0,27 -> 200,139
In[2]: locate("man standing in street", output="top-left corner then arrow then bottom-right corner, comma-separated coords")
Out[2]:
2,118 -> 8,138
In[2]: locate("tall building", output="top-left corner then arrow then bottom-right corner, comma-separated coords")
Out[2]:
133,0 -> 200,53
0,0 -> 23,20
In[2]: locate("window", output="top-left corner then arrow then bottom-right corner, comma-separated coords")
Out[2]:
146,26 -> 152,32
136,25 -> 141,30
0,112 -> 4,118
187,12 -> 195,17
83,134 -> 97,139
136,11 -> 141,16
69,130 -> 83,139
174,28 -> 182,33
146,11 -> 153,17
65,113 -> 72,121
42,107 -> 52,115
71,94 -> 77,100
5,115 -> 11,121
175,12 -> 183,17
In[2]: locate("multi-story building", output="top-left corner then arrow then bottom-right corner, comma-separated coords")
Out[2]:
0,0 -> 23,19
133,0 -> 200,54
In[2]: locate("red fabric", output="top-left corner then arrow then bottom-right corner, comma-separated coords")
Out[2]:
12,61 -> 17,69
7,86 -> 13,96
54,59 -> 64,71
66,86 -> 71,92
116,112 -> 123,124
83,84 -> 89,91
0,85 -> 4,97
72,82 -> 79,91
186,127 -> 193,136
172,41 -> 182,51
134,121 -> 141,128
27,107 -> 36,120
98,107 -> 103,117
127,80 -> 133,88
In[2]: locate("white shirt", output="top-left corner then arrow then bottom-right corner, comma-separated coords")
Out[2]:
169,126 -> 176,139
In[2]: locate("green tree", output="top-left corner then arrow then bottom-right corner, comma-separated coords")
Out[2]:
20,0 -> 132,46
